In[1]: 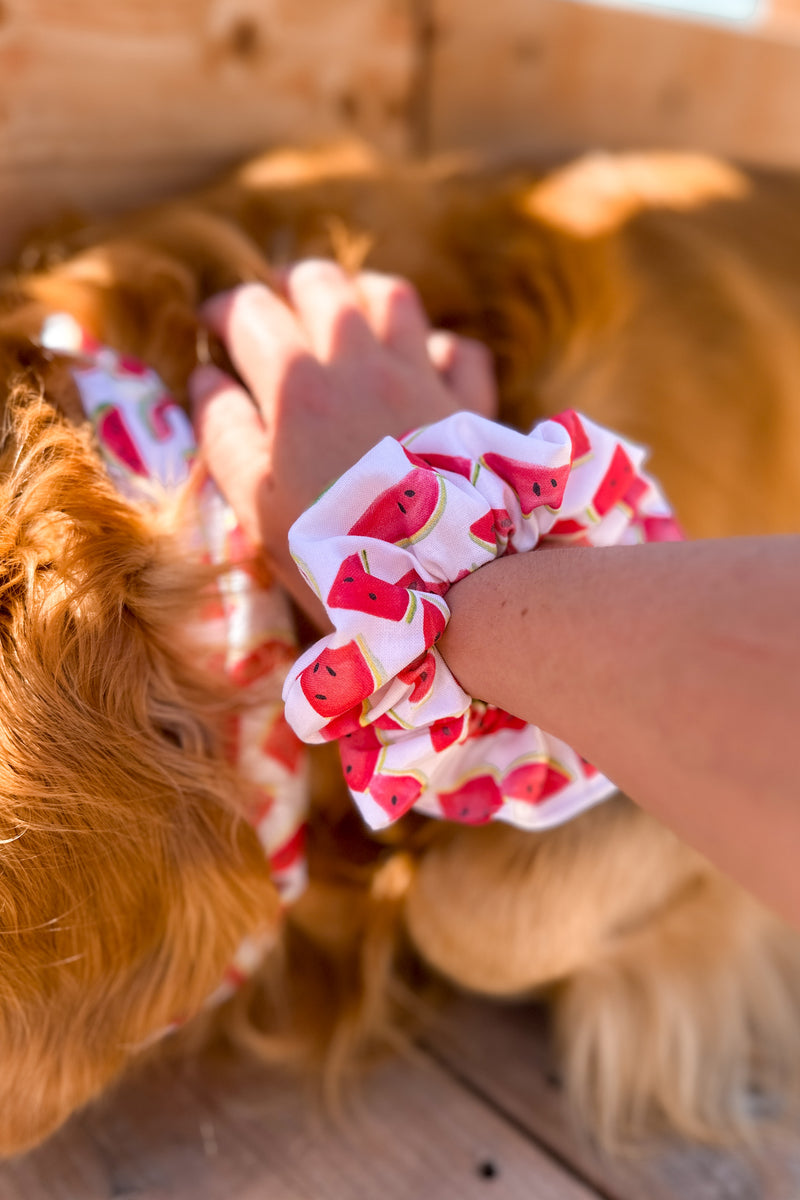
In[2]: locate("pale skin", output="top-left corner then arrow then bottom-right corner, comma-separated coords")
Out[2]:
191,262 -> 800,928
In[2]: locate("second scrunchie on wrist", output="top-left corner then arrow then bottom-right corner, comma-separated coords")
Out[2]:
283,409 -> 680,832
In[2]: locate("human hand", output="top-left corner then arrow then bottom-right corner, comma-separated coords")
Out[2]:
190,260 -> 497,618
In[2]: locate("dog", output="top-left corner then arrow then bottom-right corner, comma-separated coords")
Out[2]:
0,142 -> 799,1155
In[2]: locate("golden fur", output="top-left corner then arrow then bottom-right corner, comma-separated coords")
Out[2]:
0,142 -> 799,1154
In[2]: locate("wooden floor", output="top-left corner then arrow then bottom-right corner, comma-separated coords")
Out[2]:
3,996 -> 799,1200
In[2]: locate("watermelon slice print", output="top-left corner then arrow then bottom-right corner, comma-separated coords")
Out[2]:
230,638 -> 295,687
395,567 -> 449,597
319,704 -> 366,742
469,507 -> 514,554
591,444 -> 636,517
641,515 -> 683,542
95,405 -> 148,476
368,772 -> 424,818
373,711 -> 407,733
261,710 -> 304,774
422,598 -> 447,647
300,641 -> 376,720
468,705 -> 527,738
438,774 -> 503,824
268,825 -> 306,873
419,451 -> 473,480
482,453 -> 569,516
348,468 -> 445,546
501,759 -> 572,803
117,354 -> 149,377
430,714 -> 466,753
149,394 -> 184,441
339,726 -> 383,792
398,650 -> 436,703
327,553 -> 411,620
550,410 -> 591,463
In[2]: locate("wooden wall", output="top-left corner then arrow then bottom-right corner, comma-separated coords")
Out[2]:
426,0 -> 800,164
0,0 -> 418,260
1,0 -> 800,262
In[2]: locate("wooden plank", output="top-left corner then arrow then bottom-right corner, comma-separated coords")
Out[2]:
0,0 -> 417,263
423,995 -> 800,1200
426,0 -> 800,167
0,1043 -> 602,1200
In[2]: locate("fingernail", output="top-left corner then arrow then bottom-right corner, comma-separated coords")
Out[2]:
288,258 -> 341,287
426,330 -> 457,368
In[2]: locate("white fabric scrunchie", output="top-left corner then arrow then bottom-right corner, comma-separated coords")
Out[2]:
283,409 -> 681,832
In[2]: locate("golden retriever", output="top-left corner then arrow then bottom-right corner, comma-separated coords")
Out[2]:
0,142 -> 798,1154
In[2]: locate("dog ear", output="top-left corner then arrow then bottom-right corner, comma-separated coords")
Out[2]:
0,392 -> 279,1154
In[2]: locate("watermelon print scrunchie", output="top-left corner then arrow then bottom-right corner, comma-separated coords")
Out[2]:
283,409 -> 682,833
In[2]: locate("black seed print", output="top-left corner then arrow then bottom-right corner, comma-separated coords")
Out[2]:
532,482 -> 541,496
405,489 -> 415,497
550,478 -> 557,487
344,576 -> 354,582
391,795 -> 398,805
313,662 -> 320,673
346,765 -> 352,773
398,502 -> 407,514
326,665 -> 336,676
420,672 -> 428,682
369,592 -> 377,600
315,693 -> 326,700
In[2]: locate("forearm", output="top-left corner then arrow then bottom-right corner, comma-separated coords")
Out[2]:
440,536 -> 800,924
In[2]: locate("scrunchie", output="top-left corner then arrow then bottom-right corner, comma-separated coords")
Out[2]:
40,313 -> 308,907
283,410 -> 681,832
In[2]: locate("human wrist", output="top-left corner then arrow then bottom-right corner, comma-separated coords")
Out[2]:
279,408 -> 676,833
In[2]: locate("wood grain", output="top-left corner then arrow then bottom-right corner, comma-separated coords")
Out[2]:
426,0 -> 800,167
0,0 -> 416,262
423,995 -> 800,1200
0,1044 -> 600,1200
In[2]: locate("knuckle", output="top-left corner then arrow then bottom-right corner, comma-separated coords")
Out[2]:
360,271 -> 420,312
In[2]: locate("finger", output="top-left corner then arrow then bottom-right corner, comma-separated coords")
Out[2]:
356,271 -> 432,368
200,283 -> 323,423
286,259 -> 376,362
189,363 -> 271,547
426,331 -> 498,419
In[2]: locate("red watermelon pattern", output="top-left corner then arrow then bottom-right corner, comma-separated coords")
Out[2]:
46,315 -> 308,1024
481,452 -> 570,516
47,322 -> 681,916
284,407 -> 680,833
348,468 -> 445,546
438,774 -> 504,824
299,641 -> 376,721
